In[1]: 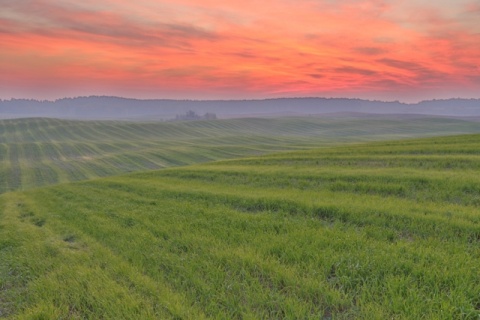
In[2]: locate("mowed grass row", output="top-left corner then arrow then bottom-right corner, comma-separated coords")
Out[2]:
1,116 -> 480,194
0,137 -> 330,194
2,134 -> 480,319
2,117 -> 479,144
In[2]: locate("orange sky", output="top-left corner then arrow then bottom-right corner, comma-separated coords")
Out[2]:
1,0 -> 479,102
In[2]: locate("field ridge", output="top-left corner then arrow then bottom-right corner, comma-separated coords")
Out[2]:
2,133 -> 480,318
2,116 -> 480,195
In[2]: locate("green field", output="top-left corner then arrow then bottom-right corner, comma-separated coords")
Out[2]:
2,132 -> 480,319
1,116 -> 480,194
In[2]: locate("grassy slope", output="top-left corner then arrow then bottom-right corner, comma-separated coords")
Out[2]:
1,116 -> 480,194
2,134 -> 480,319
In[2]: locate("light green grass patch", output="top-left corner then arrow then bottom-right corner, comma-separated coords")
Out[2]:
2,134 -> 480,318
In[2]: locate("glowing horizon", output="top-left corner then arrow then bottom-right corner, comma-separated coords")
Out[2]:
1,0 -> 479,102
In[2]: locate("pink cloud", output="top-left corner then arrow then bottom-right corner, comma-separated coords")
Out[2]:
0,0 -> 479,101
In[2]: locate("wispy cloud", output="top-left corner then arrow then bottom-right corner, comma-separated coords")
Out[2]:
0,0 -> 479,101
2,1 -> 219,49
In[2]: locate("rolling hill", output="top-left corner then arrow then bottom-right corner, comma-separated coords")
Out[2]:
2,116 -> 480,194
1,134 -> 480,319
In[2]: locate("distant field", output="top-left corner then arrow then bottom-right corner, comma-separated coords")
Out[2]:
1,116 -> 480,194
2,134 -> 480,319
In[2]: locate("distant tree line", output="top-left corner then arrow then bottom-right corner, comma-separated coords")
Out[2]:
172,110 -> 217,121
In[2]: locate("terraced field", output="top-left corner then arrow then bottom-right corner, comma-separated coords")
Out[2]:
2,134 -> 480,319
1,116 -> 480,194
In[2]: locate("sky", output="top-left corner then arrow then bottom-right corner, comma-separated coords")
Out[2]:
1,0 -> 479,102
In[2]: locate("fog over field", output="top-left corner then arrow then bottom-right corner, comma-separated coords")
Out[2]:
1,97 -> 479,120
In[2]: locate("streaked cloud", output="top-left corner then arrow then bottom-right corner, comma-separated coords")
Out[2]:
0,0 -> 479,101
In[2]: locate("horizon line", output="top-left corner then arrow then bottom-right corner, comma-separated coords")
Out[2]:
2,95 -> 479,105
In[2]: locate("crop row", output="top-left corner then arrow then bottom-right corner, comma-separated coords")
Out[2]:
2,117 -> 480,144
1,117 -> 480,195
3,133 -> 480,318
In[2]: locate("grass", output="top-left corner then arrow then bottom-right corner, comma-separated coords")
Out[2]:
1,116 -> 480,194
2,133 -> 480,318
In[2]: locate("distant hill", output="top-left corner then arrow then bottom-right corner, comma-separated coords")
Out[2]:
0,97 -> 479,120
